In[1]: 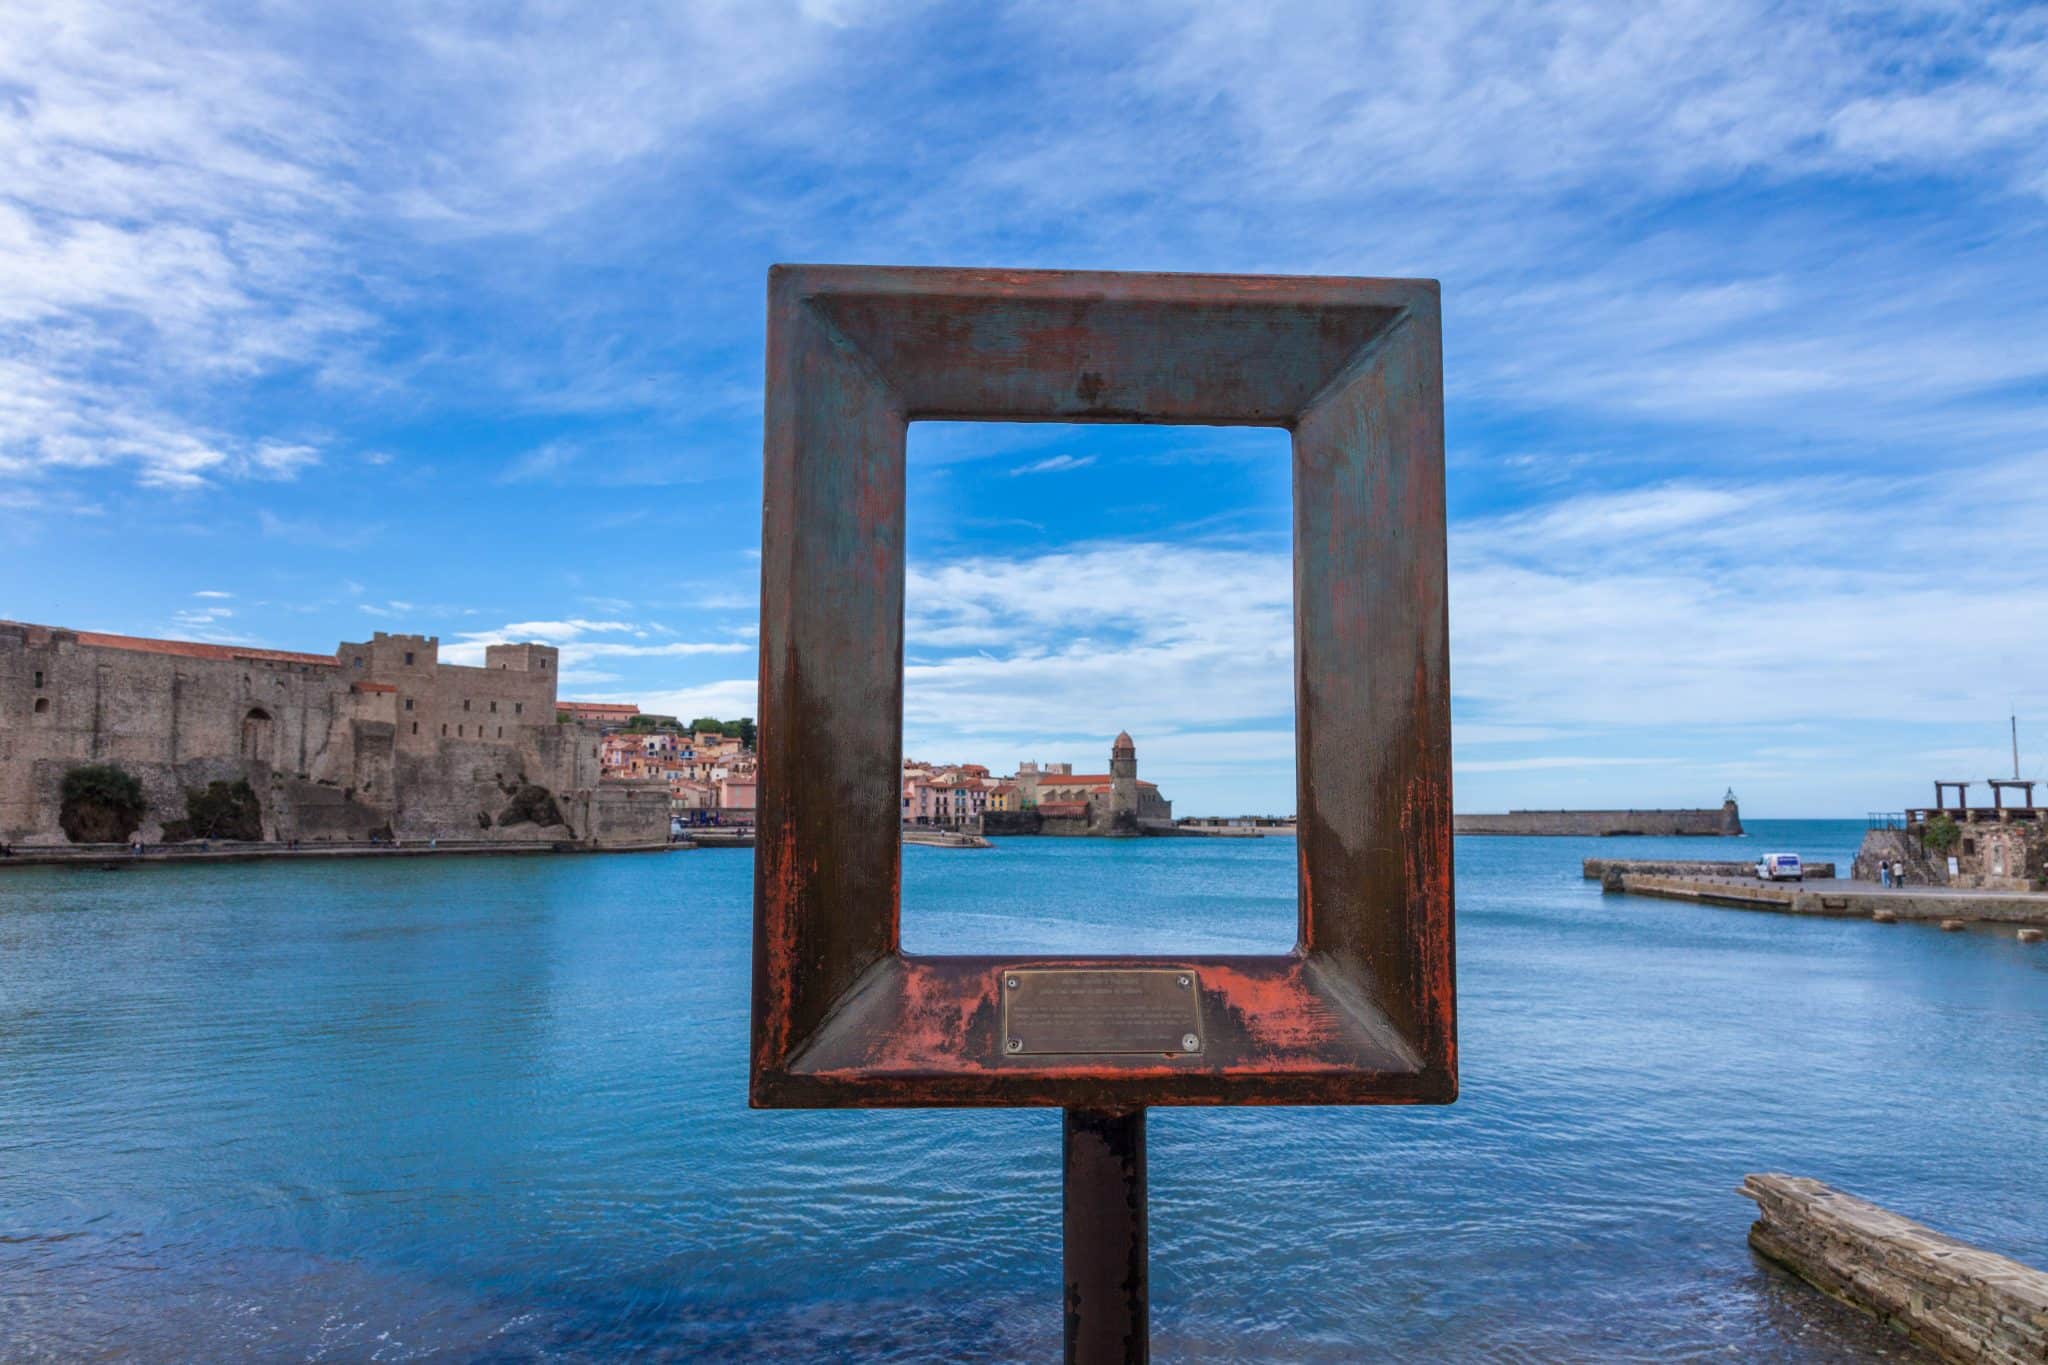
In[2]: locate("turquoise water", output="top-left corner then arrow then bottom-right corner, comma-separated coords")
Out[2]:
2,819 -> 2042,1360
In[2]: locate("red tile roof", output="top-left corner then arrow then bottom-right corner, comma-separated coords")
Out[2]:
558,701 -> 640,718
1030,775 -> 1158,788
59,626 -> 338,667
351,681 -> 398,693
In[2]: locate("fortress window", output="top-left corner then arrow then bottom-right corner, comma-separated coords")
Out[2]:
404,651 -> 414,665
32,670 -> 42,687
496,726 -> 503,738
459,724 -> 465,737
411,722 -> 419,735
34,697 -> 49,714
353,656 -> 363,668
463,699 -> 471,711
540,658 -> 548,669
514,703 -> 523,715
442,724 -> 448,736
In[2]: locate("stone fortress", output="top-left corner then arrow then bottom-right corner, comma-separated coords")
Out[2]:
0,621 -> 668,848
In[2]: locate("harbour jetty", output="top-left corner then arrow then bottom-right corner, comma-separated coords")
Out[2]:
904,826 -> 991,849
685,826 -> 992,851
1596,862 -> 2048,928
1742,1174 -> 2048,1364
1457,794 -> 1742,837
1583,857 -> 1835,881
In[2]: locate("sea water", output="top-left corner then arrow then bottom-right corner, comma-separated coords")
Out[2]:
2,820 -> 2041,1360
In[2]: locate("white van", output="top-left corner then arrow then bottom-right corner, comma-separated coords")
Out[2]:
1755,852 -> 1803,882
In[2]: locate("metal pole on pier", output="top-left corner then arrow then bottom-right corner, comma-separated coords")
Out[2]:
1063,1107 -> 1148,1364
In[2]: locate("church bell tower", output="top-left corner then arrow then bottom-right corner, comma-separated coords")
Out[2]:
1108,730 -> 1139,829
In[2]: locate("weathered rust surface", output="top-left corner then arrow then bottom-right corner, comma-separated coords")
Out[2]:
752,264 -> 1455,1110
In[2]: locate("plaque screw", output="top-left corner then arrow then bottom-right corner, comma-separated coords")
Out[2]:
1006,1038 -> 1023,1053
1181,1033 -> 1200,1052
1176,975 -> 1191,989
1005,976 -> 1019,990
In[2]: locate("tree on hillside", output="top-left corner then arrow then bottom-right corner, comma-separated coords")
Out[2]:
687,716 -> 756,749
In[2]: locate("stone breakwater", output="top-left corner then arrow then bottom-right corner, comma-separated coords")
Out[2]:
1457,798 -> 1742,837
1742,1174 -> 2048,1364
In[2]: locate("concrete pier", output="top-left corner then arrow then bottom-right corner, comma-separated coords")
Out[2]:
1742,1174 -> 2048,1364
1583,857 -> 1836,881
1598,866 -> 2048,928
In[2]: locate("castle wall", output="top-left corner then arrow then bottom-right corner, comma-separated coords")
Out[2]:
1,622 -> 659,848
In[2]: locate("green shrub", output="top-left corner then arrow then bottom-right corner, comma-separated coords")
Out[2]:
1923,812 -> 1961,854
160,780 -> 263,842
58,764 -> 147,843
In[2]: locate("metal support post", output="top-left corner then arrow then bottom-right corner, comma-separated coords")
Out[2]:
1063,1106 -> 1148,1364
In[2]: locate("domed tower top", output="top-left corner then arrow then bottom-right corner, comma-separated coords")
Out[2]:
1112,730 -> 1135,757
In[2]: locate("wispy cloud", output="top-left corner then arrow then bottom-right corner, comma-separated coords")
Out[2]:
440,618 -> 750,668
1010,454 -> 1095,476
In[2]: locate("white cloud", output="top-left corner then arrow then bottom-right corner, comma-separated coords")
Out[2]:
192,589 -> 232,599
1010,454 -> 1096,476
627,679 -> 760,721
441,617 -> 749,668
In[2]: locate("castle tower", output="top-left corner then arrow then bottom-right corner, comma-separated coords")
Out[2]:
1108,730 -> 1139,830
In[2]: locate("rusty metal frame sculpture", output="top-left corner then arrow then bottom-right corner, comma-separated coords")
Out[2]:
753,264 -> 1455,1112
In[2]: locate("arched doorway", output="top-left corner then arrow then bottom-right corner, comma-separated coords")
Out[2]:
240,707 -> 274,761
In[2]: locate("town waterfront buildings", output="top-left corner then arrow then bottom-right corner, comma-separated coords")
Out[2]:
588,718 -> 757,827
904,731 -> 1175,836
1,621 -> 667,847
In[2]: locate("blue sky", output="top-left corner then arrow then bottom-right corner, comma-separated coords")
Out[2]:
4,1 -> 2046,816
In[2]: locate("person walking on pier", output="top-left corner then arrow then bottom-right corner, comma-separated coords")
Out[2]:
1881,861 -> 1892,888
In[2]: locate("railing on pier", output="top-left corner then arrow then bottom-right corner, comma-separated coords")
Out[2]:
1904,807 -> 2042,825
1867,812 -> 1903,831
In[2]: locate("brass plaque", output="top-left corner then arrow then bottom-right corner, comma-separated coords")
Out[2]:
1000,968 -> 1203,1057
